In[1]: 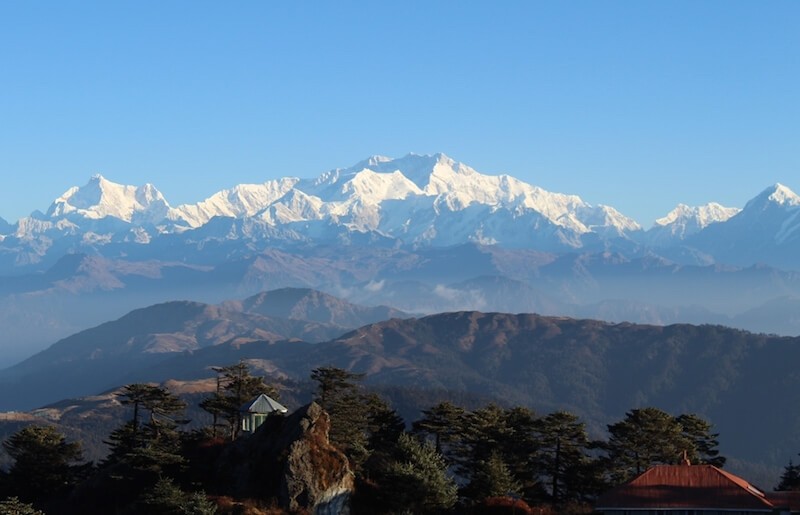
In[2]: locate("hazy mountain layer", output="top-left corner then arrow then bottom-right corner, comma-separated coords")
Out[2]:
3,306 -> 800,486
0,288 -> 410,408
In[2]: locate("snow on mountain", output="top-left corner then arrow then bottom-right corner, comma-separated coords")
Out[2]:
46,174 -> 170,225
259,189 -> 324,225
646,202 -> 741,246
23,154 -> 642,247
683,184 -> 800,268
173,177 -> 299,228
743,183 -> 800,211
655,203 -> 741,228
738,183 -> 800,245
298,153 -> 641,237
577,204 -> 643,237
14,155 -> 800,271
15,216 -> 80,240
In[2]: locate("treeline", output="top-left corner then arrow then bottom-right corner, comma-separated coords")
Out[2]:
0,364 -> 784,514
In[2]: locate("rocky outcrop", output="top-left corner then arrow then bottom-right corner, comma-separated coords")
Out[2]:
224,402 -> 354,514
279,402 -> 353,514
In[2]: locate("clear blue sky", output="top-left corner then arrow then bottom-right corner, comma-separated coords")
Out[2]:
1,1 -> 798,226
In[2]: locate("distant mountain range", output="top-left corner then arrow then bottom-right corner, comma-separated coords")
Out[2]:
2,153 -> 799,272
3,291 -> 800,486
0,288 -> 407,410
2,154 -> 800,364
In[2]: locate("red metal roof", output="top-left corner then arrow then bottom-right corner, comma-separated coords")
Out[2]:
767,490 -> 800,511
596,464 -> 774,511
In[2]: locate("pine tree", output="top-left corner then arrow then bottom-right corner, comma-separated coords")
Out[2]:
465,451 -> 522,501
378,433 -> 457,514
310,366 -> 372,468
449,404 -> 533,503
412,401 -> 466,458
534,411 -> 592,504
200,362 -> 277,440
777,458 -> 800,491
364,393 -> 406,455
104,384 -> 188,480
676,413 -> 726,467
137,477 -> 217,514
501,406 -> 541,501
310,366 -> 365,406
603,407 -> 694,483
2,425 -> 84,504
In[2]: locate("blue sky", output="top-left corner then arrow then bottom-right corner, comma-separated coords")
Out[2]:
1,1 -> 798,226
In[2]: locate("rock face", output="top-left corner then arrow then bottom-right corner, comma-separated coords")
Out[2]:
227,402 -> 354,514
279,403 -> 353,514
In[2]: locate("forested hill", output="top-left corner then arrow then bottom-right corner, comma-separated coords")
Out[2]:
3,308 -> 800,477
166,312 -> 796,471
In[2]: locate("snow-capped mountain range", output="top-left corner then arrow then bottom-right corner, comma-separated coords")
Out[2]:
2,153 -> 799,271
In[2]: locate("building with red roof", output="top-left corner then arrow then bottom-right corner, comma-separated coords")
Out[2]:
596,464 -> 800,514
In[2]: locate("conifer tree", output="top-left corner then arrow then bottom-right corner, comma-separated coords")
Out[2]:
603,407 -> 693,483
137,477 -> 217,514
104,384 -> 188,483
310,366 -> 365,406
2,425 -> 84,505
412,401 -> 466,457
534,411 -> 592,504
465,451 -> 522,501
676,413 -> 726,467
777,458 -> 800,491
310,366 -> 372,467
200,362 -> 277,440
376,433 -> 457,514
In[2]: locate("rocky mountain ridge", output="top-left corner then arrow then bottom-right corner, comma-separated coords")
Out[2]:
2,154 -> 798,272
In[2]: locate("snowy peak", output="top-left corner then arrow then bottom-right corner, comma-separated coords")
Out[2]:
300,153 -> 641,236
338,169 -> 423,203
646,202 -> 740,245
259,189 -> 324,225
745,183 -> 800,211
34,155 -> 800,258
46,175 -> 170,224
655,202 -> 741,229
331,152 -> 469,191
174,177 -> 299,227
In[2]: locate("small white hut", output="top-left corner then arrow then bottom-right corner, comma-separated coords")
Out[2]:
240,393 -> 288,433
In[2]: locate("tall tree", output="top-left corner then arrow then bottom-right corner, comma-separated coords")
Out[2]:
310,366 -> 371,467
364,392 -> 406,455
676,413 -> 726,467
310,366 -> 365,406
373,433 -> 458,514
105,384 -> 188,477
200,362 -> 276,440
412,401 -> 466,457
603,407 -> 693,483
452,404 -> 533,502
777,457 -> 800,491
2,425 -> 84,505
465,451 -> 522,501
87,384 -> 190,514
534,411 -> 592,504
501,406 -> 541,500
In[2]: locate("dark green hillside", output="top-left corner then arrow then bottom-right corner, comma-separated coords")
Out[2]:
138,312 -> 796,471
5,307 -> 800,481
